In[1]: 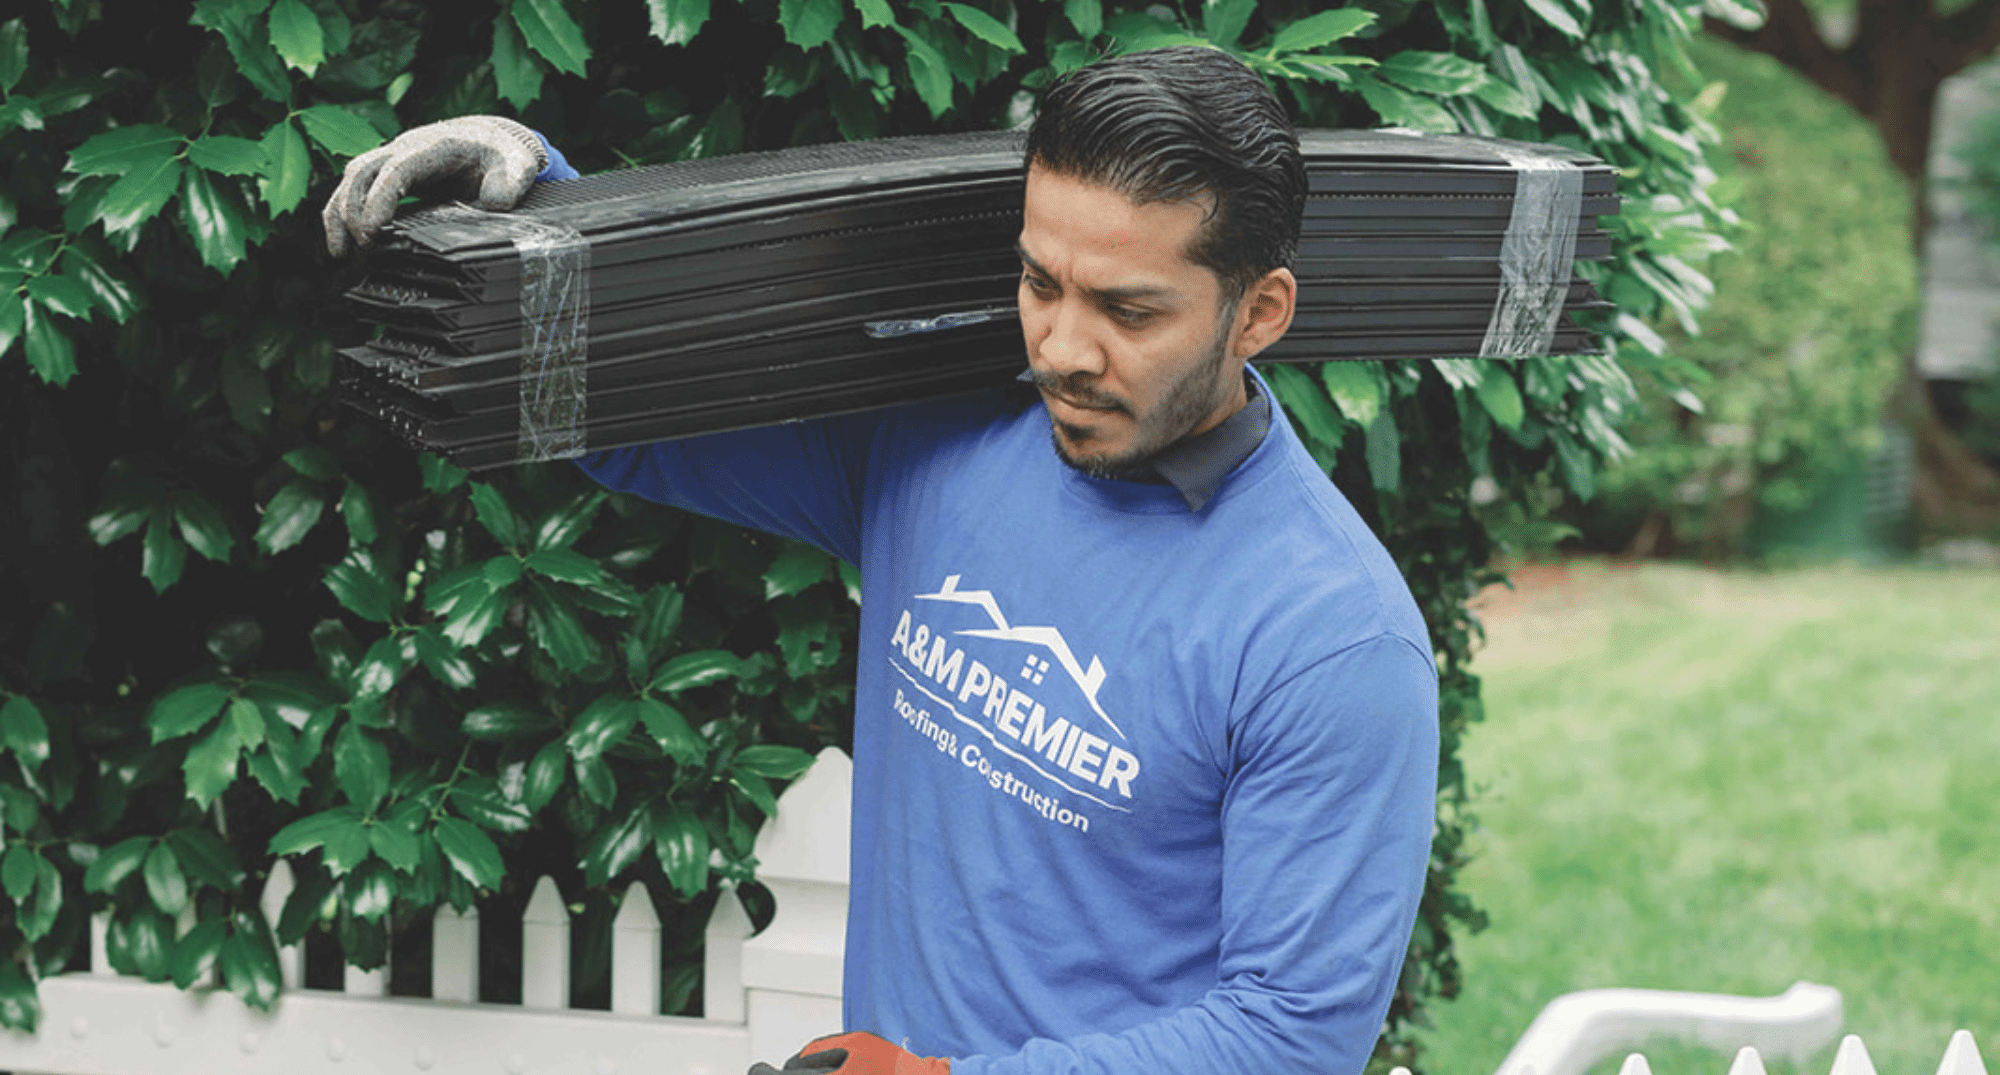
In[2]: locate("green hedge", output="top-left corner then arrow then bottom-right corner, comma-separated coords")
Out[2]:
0,0 -> 1728,1066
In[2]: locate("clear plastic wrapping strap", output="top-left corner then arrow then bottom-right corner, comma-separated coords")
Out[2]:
1480,151 -> 1583,359
430,204 -> 591,462
511,220 -> 590,462
863,307 -> 1009,339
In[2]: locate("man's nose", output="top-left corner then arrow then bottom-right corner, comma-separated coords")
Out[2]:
1035,297 -> 1104,377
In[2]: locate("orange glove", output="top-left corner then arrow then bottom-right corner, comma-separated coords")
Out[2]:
747,1031 -> 951,1075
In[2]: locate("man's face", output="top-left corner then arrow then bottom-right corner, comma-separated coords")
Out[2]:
1017,166 -> 1248,478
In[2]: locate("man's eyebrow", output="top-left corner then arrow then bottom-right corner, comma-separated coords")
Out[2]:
1014,242 -> 1176,305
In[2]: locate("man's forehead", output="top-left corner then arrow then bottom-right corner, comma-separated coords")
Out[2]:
1019,166 -> 1212,290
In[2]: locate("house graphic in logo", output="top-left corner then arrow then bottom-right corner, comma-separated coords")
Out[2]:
915,574 -> 1125,740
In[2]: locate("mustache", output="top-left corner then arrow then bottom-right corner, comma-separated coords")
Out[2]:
1028,370 -> 1129,415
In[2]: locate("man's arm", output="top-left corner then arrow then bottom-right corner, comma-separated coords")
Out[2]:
954,633 -> 1440,1075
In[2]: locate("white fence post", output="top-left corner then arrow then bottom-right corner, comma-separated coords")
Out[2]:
611,880 -> 662,1016
1832,1035 -> 1881,1075
88,911 -> 111,976
521,874 -> 570,1010
741,746 -> 852,1068
1940,1031 -> 1990,1075
343,940 -> 390,997
259,860 -> 302,990
705,884 -> 753,1025
432,903 -> 479,1003
1495,981 -> 1845,1075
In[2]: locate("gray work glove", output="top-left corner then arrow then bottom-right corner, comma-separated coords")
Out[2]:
322,115 -> 550,257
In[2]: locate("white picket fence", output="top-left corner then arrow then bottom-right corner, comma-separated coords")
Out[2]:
0,743 -> 1987,1075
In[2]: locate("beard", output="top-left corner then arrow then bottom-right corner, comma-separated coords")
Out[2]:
1033,318 -> 1237,481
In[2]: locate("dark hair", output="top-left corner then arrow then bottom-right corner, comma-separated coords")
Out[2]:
1024,46 -> 1306,303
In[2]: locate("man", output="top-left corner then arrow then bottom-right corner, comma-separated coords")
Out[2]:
327,46 -> 1438,1075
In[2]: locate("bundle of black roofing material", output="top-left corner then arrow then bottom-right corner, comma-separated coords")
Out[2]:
338,128 -> 1619,470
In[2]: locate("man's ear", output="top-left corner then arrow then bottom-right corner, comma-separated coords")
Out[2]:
1231,267 -> 1297,360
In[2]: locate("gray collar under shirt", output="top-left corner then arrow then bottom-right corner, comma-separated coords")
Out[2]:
1018,369 -> 1272,512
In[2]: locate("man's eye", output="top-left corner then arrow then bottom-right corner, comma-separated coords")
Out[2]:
1108,306 -> 1151,326
1022,273 -> 1054,294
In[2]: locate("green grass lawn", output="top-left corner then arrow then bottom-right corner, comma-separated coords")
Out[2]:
1416,560 -> 2000,1075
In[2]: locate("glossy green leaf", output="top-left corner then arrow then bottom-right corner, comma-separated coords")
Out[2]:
246,738 -> 308,804
418,452 -> 469,493
0,19 -> 25,95
463,703 -> 551,742
732,744 -> 815,780
778,0 -> 842,49
170,493 -> 234,563
1364,406 -> 1401,493
896,27 -> 954,117
334,722 -> 390,814
297,104 -> 384,157
1269,8 -> 1375,52
324,550 -> 396,623
0,291 -> 21,357
1320,361 -> 1384,427
267,0 -> 325,75
1063,0 -> 1102,37
280,444 -> 338,480
60,243 -> 139,323
228,696 -> 266,748
118,907 -> 172,979
524,579 -> 597,672
763,542 -> 832,599
409,626 -> 473,690
68,124 -> 184,177
647,0 -> 712,44
636,697 -> 704,765
730,770 -> 779,817
220,348 -> 271,433
1552,428 -> 1596,500
1472,76 -> 1536,119
171,919 -> 228,988
268,807 -> 361,856
84,836 -> 152,893
648,649 -> 742,694
24,275 -> 94,320
141,510 -> 186,593
468,482 -> 523,547
944,3 -> 1023,51
99,155 -> 184,235
258,119 -> 310,216
0,696 -> 49,772
143,843 -> 188,915
193,0 -> 292,101
441,586 -> 506,648
491,12 -> 545,110
1376,50 -> 1487,96
524,740 -> 566,813
523,547 -> 603,585
853,0 -> 896,29
185,163 -> 254,271
334,480 -> 377,546
368,818 -> 421,872
255,481 -> 326,554
1476,364 -> 1526,431
434,816 -> 503,889
531,489 -> 605,550
23,300 -> 78,386
511,0 -> 590,77
567,695 -> 637,760
634,586 -> 685,657
2,846 -> 39,900
575,752 -> 616,807
650,801 -> 710,897
449,788 -> 533,833
167,828 -> 245,889
1202,0 -> 1256,47
219,917 -> 283,1010
1354,75 -> 1458,132
1263,364 -> 1345,452
1520,0 -> 1585,36
344,858 -> 394,920
150,681 -> 231,742
183,720 -> 241,808
580,803 -> 648,885
188,135 -> 269,176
